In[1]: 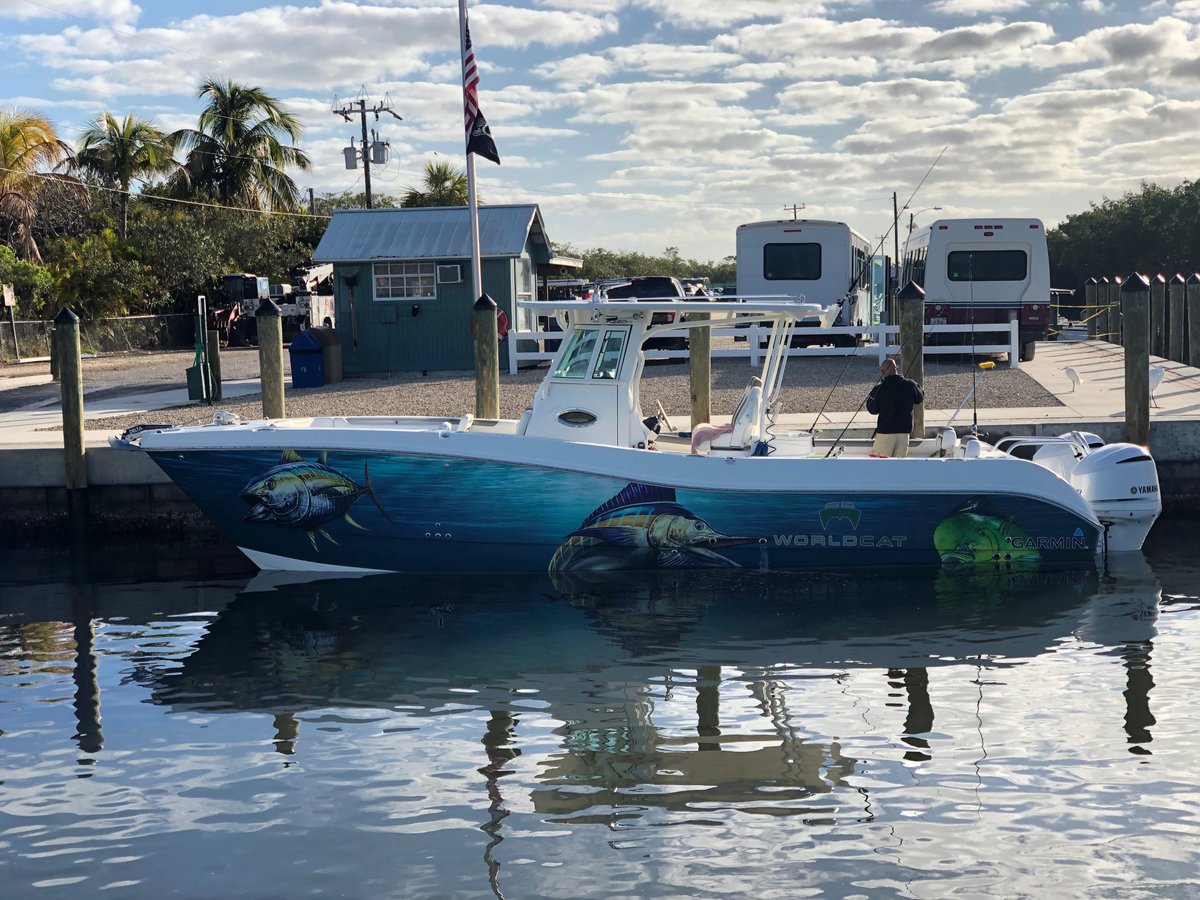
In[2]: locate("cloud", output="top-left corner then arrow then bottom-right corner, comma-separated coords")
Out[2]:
16,1 -> 620,101
775,78 -> 976,127
930,0 -> 1030,13
0,0 -> 141,27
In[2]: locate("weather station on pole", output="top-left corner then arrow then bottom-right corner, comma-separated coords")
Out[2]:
459,0 -> 503,419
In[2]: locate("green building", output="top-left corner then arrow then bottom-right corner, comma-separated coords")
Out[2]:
313,204 -> 578,373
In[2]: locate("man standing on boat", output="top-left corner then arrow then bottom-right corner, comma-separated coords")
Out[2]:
866,358 -> 924,458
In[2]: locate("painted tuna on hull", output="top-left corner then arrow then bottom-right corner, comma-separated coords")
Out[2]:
549,483 -> 755,573
240,450 -> 391,549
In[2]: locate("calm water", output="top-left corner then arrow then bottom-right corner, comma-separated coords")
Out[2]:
2,523 -> 1199,899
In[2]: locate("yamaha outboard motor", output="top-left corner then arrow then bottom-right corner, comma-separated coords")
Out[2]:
1069,443 -> 1161,553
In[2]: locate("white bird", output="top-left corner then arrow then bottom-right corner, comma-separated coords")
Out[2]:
1149,364 -> 1166,408
1064,366 -> 1082,392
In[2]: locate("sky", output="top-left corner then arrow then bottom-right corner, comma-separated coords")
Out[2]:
2,0 -> 1199,262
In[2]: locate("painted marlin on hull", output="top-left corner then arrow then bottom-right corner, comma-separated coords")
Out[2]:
240,450 -> 392,549
549,483 -> 755,573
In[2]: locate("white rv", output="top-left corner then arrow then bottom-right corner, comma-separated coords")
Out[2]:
735,219 -> 872,346
901,218 -> 1051,361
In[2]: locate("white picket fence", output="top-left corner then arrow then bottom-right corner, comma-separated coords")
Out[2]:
507,303 -> 1020,374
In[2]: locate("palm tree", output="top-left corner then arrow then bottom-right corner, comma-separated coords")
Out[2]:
0,109 -> 76,262
169,78 -> 311,211
401,160 -> 470,207
75,112 -> 177,239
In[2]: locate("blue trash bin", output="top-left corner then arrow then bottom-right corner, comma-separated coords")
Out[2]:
289,329 -> 324,389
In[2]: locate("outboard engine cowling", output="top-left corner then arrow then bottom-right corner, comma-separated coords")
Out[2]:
1069,443 -> 1161,552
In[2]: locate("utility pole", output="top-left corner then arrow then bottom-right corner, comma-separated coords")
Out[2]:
782,203 -> 805,220
889,192 -> 900,323
333,91 -> 402,209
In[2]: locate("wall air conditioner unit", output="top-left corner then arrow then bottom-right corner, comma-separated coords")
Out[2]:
436,264 -> 463,284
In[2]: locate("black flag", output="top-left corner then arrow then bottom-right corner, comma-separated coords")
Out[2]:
467,110 -> 500,165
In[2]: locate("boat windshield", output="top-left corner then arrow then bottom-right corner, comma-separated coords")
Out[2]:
553,328 -> 599,378
591,329 -> 628,380
551,325 -> 630,380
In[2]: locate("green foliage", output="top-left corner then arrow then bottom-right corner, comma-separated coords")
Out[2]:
74,111 -> 177,239
0,244 -> 55,313
556,243 -> 737,285
45,228 -> 158,319
314,192 -> 398,213
1048,180 -> 1200,294
124,191 -> 325,312
401,161 -> 469,207
168,78 -> 311,211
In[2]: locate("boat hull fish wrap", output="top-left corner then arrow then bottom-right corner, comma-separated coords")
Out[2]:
147,448 -> 1102,574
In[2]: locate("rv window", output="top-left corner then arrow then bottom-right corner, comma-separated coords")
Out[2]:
591,329 -> 628,380
763,243 -> 821,281
947,250 -> 1027,282
553,328 -> 600,378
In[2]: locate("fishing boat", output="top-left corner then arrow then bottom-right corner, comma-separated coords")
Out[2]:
118,299 -> 1161,574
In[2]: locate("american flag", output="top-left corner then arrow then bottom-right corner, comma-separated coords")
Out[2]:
462,13 -> 480,133
461,10 -> 499,163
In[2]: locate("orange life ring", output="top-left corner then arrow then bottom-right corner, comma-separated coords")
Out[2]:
470,308 -> 509,340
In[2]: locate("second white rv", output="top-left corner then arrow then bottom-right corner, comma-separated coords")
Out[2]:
901,218 -> 1051,361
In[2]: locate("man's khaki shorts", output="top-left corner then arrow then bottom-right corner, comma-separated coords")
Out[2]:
871,432 -> 910,458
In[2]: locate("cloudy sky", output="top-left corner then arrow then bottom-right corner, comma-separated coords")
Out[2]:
2,0 -> 1198,261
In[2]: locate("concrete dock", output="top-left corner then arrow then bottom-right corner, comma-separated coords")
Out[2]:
2,339 -> 1198,535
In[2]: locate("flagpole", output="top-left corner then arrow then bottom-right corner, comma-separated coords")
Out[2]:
459,0 -> 483,302
460,0 -> 498,418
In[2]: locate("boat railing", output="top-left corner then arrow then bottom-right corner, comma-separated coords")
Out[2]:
509,300 -> 1022,374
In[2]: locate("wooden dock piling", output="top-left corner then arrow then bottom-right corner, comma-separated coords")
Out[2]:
54,308 -> 88,537
1085,278 -> 1099,338
1150,274 -> 1167,357
1169,274 -> 1186,364
257,299 -> 285,419
206,328 -> 223,402
689,311 -> 711,428
1188,273 -> 1200,367
473,294 -> 500,420
1121,274 -> 1151,446
898,280 -> 925,438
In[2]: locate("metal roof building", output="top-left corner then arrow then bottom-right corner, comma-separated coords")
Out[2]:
312,205 -> 578,374
313,204 -> 552,264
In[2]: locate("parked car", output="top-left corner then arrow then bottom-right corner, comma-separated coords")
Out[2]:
602,276 -> 692,351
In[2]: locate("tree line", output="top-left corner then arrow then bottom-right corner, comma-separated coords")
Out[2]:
1048,179 -> 1200,301
0,82 -> 737,326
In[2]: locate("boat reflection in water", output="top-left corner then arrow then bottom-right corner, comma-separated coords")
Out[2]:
139,556 -> 1162,814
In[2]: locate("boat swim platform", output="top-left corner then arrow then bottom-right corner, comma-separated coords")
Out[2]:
0,339 -> 1198,532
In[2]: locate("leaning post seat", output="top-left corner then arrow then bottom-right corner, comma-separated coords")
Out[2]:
711,377 -> 764,450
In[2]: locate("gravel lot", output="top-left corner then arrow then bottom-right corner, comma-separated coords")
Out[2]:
0,345 -> 1063,432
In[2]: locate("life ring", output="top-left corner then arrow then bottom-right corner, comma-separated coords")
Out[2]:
470,308 -> 509,340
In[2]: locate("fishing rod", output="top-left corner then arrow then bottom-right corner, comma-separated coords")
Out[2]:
815,148 -> 948,448
946,360 -> 995,430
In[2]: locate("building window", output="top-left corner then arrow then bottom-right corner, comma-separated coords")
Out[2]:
374,261 -> 436,300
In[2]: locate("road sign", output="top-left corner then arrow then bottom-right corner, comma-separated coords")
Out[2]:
2,283 -> 14,307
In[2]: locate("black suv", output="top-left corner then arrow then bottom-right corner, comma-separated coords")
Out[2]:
603,276 -> 691,351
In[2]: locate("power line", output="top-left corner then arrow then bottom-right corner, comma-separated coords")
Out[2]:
0,165 -> 330,219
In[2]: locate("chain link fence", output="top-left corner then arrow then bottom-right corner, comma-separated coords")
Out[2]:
1,314 -> 197,363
